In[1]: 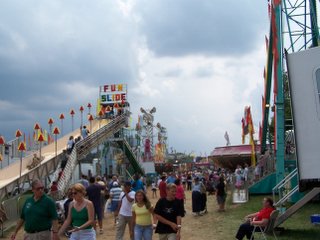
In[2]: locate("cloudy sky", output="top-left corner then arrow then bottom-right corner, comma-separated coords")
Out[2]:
0,0 -> 269,155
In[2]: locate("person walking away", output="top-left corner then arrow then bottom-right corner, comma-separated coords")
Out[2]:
200,179 -> 207,214
235,169 -> 243,197
81,126 -> 89,139
67,136 -> 75,154
158,176 -> 167,199
187,173 -> 192,191
131,190 -> 155,240
79,174 -> 89,188
151,181 -> 157,198
11,179 -> 59,240
115,181 -> 135,240
181,174 -> 187,190
58,183 -> 95,240
235,197 -> 275,240
109,182 -> 122,225
86,177 -> 104,234
243,163 -> 249,182
192,177 -> 203,216
174,179 -> 186,217
216,176 -> 226,212
95,176 -> 107,218
154,183 -> 183,240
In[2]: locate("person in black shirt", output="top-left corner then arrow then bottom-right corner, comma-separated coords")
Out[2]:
154,183 -> 183,240
216,176 -> 226,212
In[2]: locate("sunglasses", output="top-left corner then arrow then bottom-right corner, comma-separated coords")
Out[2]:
72,192 -> 78,195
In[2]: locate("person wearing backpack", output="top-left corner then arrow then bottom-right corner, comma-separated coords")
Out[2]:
115,181 -> 135,240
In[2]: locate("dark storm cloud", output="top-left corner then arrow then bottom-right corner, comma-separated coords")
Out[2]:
135,0 -> 267,57
0,0 -> 138,138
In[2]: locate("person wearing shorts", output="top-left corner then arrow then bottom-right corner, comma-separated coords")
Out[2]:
110,182 -> 122,224
58,183 -> 96,240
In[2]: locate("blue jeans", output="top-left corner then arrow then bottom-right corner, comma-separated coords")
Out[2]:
70,228 -> 96,240
134,224 -> 153,240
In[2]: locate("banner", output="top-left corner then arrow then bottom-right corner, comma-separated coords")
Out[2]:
99,84 -> 127,105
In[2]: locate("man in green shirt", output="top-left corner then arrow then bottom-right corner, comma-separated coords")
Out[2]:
11,179 -> 59,240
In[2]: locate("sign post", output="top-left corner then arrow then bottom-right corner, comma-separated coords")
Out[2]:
98,110 -> 104,128
87,103 -> 92,115
88,114 -> 94,133
53,127 -> 60,160
59,113 -> 65,136
34,123 -> 41,150
48,118 -> 54,139
79,106 -> 84,128
38,133 -> 45,164
70,109 -> 75,132
18,141 -> 26,193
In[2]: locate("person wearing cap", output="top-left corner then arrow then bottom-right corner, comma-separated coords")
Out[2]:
109,181 -> 122,225
115,181 -> 135,240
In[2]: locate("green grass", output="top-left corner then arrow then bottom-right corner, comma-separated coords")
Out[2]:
221,195 -> 320,240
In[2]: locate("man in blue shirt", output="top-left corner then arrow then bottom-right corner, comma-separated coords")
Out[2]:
131,174 -> 145,192
166,172 -> 176,184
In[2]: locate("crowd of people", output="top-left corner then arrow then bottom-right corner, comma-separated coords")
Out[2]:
10,166 -> 276,240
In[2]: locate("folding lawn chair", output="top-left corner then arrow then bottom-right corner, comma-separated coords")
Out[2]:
250,210 -> 279,240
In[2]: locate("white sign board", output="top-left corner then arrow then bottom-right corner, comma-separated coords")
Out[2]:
287,46 -> 320,191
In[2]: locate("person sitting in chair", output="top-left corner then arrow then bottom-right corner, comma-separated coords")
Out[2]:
235,197 -> 275,240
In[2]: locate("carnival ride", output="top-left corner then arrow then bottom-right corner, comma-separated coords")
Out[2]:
0,112 -> 144,201
255,0 -> 320,227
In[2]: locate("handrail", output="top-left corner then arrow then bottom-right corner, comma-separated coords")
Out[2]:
273,168 -> 298,192
122,138 -> 144,173
56,114 -> 128,196
272,168 -> 298,207
274,185 -> 299,206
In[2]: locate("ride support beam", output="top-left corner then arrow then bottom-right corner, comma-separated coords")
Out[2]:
275,2 -> 285,183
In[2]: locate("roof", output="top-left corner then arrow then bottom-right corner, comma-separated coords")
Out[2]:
211,145 -> 261,157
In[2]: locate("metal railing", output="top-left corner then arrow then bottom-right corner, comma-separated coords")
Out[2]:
56,114 -> 128,196
272,168 -> 298,206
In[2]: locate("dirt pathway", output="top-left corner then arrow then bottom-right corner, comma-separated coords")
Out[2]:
7,188 -> 230,240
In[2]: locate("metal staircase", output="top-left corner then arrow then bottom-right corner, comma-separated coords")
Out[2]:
272,168 -> 320,227
275,187 -> 320,227
273,168 -> 299,207
57,114 -> 128,195
113,137 -> 144,176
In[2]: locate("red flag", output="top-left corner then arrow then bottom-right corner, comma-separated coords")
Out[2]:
274,0 -> 281,6
48,133 -> 51,144
271,6 -> 279,94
